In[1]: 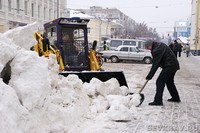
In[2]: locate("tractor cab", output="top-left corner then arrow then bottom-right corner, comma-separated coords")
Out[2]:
43,17 -> 90,71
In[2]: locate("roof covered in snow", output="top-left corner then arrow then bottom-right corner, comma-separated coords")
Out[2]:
70,10 -> 94,19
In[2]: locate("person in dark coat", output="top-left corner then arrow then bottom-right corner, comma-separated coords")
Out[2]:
177,43 -> 183,57
62,34 -> 78,56
42,34 -> 50,52
169,42 -> 174,51
62,34 -> 79,66
173,40 -> 179,58
145,40 -> 181,106
103,41 -> 109,62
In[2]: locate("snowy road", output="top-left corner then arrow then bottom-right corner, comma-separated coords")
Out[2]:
101,55 -> 200,133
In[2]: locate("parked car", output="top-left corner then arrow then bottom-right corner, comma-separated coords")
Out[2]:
100,45 -> 152,64
108,38 -> 146,50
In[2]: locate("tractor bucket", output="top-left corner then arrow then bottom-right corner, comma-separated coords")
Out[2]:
60,71 -> 128,87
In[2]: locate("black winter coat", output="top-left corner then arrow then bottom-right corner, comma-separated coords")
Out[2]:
147,42 -> 180,78
173,42 -> 182,52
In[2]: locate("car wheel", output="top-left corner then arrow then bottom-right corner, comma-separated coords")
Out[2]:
111,56 -> 119,63
144,57 -> 152,64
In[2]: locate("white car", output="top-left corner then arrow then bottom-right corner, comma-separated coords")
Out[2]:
100,45 -> 152,64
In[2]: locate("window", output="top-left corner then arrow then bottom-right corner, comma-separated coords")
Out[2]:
123,41 -> 136,46
46,26 -> 57,46
17,0 -> 20,13
130,47 -> 136,52
49,9 -> 52,20
25,1 -> 28,15
31,3 -> 34,17
73,29 -> 84,39
138,41 -> 145,49
110,40 -> 122,47
87,27 -> 90,34
54,10 -> 56,18
44,7 -> 46,19
38,5 -> 40,18
8,0 -> 11,11
61,27 -> 87,67
0,0 -> 2,9
120,47 -> 128,52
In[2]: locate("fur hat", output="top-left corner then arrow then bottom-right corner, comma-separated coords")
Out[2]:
145,39 -> 153,48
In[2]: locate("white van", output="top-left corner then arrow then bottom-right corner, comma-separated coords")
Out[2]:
108,39 -> 146,50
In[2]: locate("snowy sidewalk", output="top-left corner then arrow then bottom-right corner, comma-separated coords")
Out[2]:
69,54 -> 200,133
126,54 -> 200,133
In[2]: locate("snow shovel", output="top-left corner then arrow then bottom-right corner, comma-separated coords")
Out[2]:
135,79 -> 149,107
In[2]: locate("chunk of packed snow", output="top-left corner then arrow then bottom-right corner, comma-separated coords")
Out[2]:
4,22 -> 38,50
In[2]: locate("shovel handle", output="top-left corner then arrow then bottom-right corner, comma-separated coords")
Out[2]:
138,80 -> 149,93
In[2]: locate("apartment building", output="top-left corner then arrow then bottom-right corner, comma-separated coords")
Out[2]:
191,0 -> 200,54
76,6 -> 135,39
0,0 -> 66,32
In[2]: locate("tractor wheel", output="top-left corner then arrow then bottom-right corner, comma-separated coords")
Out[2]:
98,58 -> 104,66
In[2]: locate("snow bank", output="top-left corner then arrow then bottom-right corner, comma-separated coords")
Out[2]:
0,80 -> 29,133
9,49 -> 50,110
0,23 -> 91,132
4,22 -> 38,50
0,34 -> 18,71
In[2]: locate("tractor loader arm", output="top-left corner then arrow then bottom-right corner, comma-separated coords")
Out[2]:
33,32 -> 64,71
89,49 -> 101,71
89,40 -> 101,71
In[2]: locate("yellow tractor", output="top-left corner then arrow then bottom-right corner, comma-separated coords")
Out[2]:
31,17 -> 128,87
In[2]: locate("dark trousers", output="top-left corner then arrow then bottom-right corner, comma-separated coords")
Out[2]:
186,51 -> 190,57
154,69 -> 180,103
178,51 -> 181,57
173,51 -> 178,58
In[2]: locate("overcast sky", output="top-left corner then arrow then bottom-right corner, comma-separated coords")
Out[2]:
67,0 -> 191,35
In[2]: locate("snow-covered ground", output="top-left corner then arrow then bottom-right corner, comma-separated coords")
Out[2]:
1,23 -> 200,133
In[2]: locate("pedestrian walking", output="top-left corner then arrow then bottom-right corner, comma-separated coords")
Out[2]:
178,43 -> 183,57
103,41 -> 109,50
173,40 -> 179,58
185,43 -> 190,57
145,40 -> 181,106
103,41 -> 109,62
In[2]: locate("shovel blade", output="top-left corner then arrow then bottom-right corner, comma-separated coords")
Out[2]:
136,93 -> 145,107
127,93 -> 145,107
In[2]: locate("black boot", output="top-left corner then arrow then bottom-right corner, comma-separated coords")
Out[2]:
167,98 -> 181,102
149,101 -> 163,106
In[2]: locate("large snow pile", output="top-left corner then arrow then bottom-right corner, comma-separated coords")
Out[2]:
0,23 -> 142,133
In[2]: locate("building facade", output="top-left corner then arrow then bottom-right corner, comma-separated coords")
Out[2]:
87,18 -> 112,45
190,0 -> 200,53
0,0 -> 66,32
76,6 -> 135,40
190,0 -> 196,50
